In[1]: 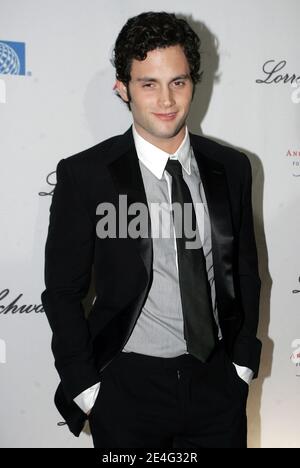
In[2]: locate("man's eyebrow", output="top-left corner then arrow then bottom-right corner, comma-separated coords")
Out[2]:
136,74 -> 190,82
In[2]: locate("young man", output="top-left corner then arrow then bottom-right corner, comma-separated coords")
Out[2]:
41,11 -> 261,448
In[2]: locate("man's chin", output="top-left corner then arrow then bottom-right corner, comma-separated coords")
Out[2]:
151,124 -> 182,139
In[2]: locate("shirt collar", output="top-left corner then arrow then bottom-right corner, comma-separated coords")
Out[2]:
132,123 -> 191,180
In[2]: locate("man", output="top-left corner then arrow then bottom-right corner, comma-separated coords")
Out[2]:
41,11 -> 261,448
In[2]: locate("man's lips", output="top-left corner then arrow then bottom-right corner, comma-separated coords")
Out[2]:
153,112 -> 177,120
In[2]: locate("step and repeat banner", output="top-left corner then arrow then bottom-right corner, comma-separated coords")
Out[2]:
0,0 -> 299,448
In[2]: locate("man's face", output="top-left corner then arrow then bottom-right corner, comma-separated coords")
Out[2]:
116,45 -> 194,151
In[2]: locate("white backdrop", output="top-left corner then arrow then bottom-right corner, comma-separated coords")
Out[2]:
0,0 -> 299,448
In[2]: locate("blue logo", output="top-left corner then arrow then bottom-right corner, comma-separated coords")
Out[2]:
0,41 -> 26,75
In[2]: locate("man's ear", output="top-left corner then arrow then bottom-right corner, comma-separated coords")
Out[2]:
115,80 -> 129,103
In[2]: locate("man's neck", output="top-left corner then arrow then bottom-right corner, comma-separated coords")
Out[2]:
133,123 -> 187,154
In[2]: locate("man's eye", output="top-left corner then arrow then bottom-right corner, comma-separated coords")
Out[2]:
143,82 -> 185,88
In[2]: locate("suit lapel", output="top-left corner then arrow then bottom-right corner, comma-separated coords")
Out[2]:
107,129 -> 153,283
191,141 -> 236,315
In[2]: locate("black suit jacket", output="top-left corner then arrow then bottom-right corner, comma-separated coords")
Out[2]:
41,125 -> 261,436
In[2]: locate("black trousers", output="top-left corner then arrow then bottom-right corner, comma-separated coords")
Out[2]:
88,342 -> 249,448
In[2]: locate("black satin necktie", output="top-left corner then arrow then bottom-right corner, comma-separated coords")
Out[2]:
165,158 -> 217,362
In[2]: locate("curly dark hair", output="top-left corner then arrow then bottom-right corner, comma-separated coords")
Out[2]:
111,11 -> 202,111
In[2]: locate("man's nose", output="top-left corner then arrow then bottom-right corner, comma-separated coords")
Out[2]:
159,87 -> 175,107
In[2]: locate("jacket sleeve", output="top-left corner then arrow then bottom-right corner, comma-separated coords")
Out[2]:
41,158 -> 100,402
233,155 -> 262,378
